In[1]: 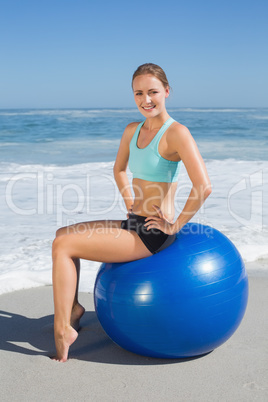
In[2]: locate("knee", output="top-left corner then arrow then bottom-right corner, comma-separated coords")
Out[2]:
55,224 -> 76,238
52,227 -> 66,258
52,235 -> 67,259
55,226 -> 67,237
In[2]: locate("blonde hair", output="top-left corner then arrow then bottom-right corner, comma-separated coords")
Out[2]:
132,63 -> 170,90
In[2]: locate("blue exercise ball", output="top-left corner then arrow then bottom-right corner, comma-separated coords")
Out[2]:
94,223 -> 248,358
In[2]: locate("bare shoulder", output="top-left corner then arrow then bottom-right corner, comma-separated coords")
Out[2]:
122,121 -> 141,142
168,121 -> 193,145
124,121 -> 141,134
127,121 -> 141,129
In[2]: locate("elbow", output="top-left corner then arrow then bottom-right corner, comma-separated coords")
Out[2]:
203,182 -> 212,200
113,163 -> 120,176
194,181 -> 212,201
192,182 -> 212,204
113,164 -> 126,178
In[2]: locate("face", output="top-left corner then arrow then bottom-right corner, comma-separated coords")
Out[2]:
132,74 -> 169,118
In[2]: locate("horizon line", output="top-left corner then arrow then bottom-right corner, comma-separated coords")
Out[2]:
0,106 -> 267,110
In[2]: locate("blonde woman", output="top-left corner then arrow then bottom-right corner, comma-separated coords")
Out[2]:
52,63 -> 212,361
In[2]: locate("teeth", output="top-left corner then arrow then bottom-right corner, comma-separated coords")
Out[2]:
143,106 -> 155,110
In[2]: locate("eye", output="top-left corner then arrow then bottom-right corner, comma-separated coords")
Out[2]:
135,92 -> 142,96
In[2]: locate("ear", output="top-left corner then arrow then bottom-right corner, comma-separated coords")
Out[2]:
165,87 -> 170,98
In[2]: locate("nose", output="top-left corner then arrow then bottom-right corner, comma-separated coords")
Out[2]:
144,94 -> 152,104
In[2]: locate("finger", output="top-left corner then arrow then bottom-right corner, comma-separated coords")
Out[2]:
144,216 -> 161,226
145,223 -> 161,231
145,219 -> 164,229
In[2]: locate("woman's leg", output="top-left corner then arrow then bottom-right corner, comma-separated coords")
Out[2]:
52,219 -> 152,362
55,227 -> 85,331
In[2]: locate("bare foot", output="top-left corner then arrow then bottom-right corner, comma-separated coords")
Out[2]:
52,325 -> 78,362
71,302 -> 85,331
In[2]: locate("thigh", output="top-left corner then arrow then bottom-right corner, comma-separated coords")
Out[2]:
55,219 -> 153,262
56,219 -> 123,237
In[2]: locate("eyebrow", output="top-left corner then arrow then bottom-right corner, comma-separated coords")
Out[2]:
134,88 -> 158,92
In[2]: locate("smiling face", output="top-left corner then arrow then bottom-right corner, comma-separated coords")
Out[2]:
132,74 -> 170,118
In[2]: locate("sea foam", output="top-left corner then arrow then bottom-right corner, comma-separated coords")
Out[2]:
0,159 -> 267,295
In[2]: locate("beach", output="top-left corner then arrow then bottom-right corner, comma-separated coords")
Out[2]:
0,266 -> 267,402
1,0 -> 267,396
0,108 -> 267,400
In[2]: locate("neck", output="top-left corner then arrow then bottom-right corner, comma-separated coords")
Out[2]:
144,112 -> 170,131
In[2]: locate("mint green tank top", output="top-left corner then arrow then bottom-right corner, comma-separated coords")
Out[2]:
128,117 -> 181,183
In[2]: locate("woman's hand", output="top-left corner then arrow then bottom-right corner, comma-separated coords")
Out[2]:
144,205 -> 176,235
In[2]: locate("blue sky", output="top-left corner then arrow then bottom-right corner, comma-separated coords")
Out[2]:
1,0 -> 267,108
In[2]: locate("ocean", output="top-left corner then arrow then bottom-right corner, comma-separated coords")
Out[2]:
0,108 -> 267,295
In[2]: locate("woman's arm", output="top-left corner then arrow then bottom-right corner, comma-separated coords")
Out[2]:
145,123 -> 212,234
172,124 -> 212,233
113,123 -> 137,211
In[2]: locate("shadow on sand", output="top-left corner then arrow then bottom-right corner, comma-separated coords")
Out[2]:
0,289 -> 210,365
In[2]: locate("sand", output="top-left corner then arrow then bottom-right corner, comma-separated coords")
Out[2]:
0,270 -> 267,402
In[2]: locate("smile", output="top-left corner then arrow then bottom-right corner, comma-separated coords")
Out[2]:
142,105 -> 155,110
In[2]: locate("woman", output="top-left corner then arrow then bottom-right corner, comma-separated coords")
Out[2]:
52,63 -> 212,362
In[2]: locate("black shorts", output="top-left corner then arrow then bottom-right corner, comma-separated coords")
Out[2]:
121,213 -> 176,254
